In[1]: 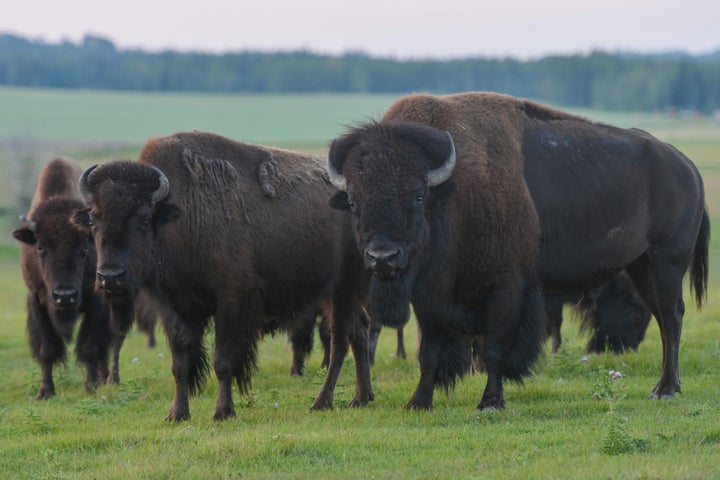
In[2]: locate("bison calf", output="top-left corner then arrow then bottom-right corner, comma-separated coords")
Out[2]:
13,157 -> 112,399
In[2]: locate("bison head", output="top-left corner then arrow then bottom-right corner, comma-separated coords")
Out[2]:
74,161 -> 180,332
13,199 -> 95,339
588,274 -> 652,353
327,121 -> 457,326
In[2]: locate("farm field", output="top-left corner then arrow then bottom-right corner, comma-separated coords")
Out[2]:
1,88 -> 720,479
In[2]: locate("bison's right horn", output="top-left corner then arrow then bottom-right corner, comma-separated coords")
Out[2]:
327,158 -> 347,191
150,167 -> 170,204
78,164 -> 97,203
427,132 -> 457,187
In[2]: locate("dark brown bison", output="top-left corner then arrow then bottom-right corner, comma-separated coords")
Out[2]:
75,131 -> 372,421
13,157 -> 112,399
329,92 -> 708,403
545,272 -> 652,354
328,102 -> 547,410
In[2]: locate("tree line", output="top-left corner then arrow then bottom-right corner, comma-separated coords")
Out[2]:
1,33 -> 720,113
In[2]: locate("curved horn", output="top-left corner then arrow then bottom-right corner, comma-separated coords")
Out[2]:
18,214 -> 37,232
150,167 -> 170,204
427,132 -> 457,187
78,164 -> 97,203
327,157 -> 347,191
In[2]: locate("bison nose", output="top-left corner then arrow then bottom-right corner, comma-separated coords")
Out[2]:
51,287 -> 79,307
97,268 -> 128,291
365,246 -> 403,273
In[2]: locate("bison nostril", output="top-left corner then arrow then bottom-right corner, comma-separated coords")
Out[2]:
52,288 -> 79,306
365,247 -> 402,269
96,268 -> 128,290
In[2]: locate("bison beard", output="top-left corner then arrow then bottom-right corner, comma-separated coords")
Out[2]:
368,273 -> 413,329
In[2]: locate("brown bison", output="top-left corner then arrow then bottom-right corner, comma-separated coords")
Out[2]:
13,157 -> 112,399
328,100 -> 547,410
75,131 -> 372,421
328,92 -> 708,406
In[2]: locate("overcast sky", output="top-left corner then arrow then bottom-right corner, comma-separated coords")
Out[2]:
2,0 -> 718,59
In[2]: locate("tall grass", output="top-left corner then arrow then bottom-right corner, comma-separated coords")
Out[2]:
1,90 -> 720,478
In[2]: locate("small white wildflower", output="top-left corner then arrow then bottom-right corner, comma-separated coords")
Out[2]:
131,357 -> 140,364
274,402 -> 279,408
157,352 -> 164,359
609,370 -> 616,376
581,356 -> 589,363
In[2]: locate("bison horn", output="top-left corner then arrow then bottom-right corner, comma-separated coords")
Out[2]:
427,132 -> 456,187
327,158 -> 347,191
78,164 -> 97,203
18,214 -> 37,232
150,167 -> 170,204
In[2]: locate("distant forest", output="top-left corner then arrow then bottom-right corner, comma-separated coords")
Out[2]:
2,33 -> 720,113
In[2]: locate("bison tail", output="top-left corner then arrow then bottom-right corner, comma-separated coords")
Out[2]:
502,279 -> 546,382
690,208 -> 710,309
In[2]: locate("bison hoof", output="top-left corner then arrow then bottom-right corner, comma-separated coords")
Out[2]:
309,398 -> 334,412
404,400 -> 433,411
649,382 -> 681,400
349,393 -> 374,408
36,387 -> 55,400
213,407 -> 237,422
477,396 -> 506,411
166,409 -> 191,422
106,373 -> 120,385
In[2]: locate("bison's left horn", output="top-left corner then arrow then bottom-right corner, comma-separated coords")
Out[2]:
78,164 -> 97,203
150,167 -> 170,204
327,158 -> 347,191
18,214 -> 37,232
427,132 -> 456,187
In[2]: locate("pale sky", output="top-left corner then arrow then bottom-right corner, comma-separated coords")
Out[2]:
2,0 -> 718,59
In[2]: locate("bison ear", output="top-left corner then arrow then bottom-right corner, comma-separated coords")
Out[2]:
427,179 -> 458,209
12,226 -> 36,245
72,209 -> 92,230
329,191 -> 351,211
154,203 -> 182,225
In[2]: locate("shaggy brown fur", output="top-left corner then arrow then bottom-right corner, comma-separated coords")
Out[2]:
13,157 -> 112,399
77,131 -> 371,421
329,91 -> 708,407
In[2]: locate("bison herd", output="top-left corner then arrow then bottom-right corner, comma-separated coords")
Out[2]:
13,92 -> 708,419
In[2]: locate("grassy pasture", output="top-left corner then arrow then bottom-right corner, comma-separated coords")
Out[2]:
1,88 -> 720,479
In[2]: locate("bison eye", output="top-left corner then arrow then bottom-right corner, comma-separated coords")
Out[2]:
414,193 -> 425,206
36,244 -> 45,254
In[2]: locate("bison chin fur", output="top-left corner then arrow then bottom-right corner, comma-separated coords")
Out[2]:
50,308 -> 80,341
368,273 -> 413,328
104,297 -> 135,336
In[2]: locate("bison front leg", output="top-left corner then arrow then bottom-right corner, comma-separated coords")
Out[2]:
77,295 -> 114,391
167,346 -> 192,422
37,362 -> 56,400
212,300 -> 263,421
310,337 -> 348,411
27,296 -> 63,399
106,332 -> 126,385
477,343 -> 506,410
310,299 -> 359,411
405,323 -> 443,410
348,309 -> 374,407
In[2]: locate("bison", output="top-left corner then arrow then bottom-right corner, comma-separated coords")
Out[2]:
545,272 -> 652,354
75,131 -> 372,421
13,157 -> 112,399
329,92 -> 708,404
328,105 -> 547,410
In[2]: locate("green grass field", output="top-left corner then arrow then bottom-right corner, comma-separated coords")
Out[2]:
1,88 -> 720,479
